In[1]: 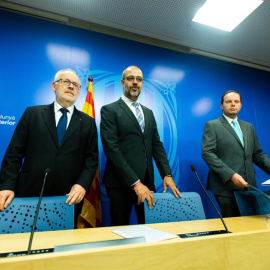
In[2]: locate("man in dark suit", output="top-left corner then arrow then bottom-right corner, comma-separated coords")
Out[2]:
0,69 -> 98,214
100,65 -> 181,226
202,90 -> 270,217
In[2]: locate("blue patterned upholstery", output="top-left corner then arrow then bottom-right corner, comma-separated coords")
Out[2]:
0,196 -> 74,234
144,192 -> 206,224
234,191 -> 270,216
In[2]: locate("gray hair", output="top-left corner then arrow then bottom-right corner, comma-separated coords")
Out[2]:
54,68 -> 80,83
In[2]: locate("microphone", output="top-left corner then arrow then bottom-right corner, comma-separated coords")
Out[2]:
27,168 -> 51,255
179,165 -> 230,238
0,169 -> 55,257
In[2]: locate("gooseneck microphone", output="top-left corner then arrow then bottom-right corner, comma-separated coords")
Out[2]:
179,165 -> 231,238
0,169 -> 54,257
27,168 -> 51,255
190,164 -> 230,233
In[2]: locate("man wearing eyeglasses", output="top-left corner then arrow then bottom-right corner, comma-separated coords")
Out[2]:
100,65 -> 181,226
0,69 -> 98,217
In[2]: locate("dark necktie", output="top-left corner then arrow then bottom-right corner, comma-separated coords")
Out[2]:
57,108 -> 68,145
132,102 -> 145,133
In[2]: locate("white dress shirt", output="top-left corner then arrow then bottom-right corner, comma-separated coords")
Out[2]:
121,95 -> 145,122
223,114 -> 243,135
54,101 -> 75,128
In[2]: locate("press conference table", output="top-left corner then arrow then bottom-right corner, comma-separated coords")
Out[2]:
0,215 -> 270,269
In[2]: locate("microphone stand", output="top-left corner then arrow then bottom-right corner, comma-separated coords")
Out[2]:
191,166 -> 229,233
27,168 -> 50,255
178,165 -> 230,238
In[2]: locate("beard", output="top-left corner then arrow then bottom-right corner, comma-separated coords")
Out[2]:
124,86 -> 141,101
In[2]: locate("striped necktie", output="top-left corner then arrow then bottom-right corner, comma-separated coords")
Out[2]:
132,102 -> 145,133
232,119 -> 244,147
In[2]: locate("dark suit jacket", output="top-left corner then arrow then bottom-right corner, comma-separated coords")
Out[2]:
100,98 -> 171,191
0,103 -> 98,197
202,115 -> 270,197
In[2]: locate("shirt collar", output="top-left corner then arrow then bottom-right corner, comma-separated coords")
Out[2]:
121,94 -> 140,106
54,101 -> 74,114
223,114 -> 238,124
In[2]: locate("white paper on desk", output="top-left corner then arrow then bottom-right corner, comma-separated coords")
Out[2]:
261,179 -> 270,186
110,225 -> 178,243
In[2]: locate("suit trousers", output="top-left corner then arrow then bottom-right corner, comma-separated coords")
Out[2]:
106,170 -> 150,226
214,194 -> 240,218
106,187 -> 145,226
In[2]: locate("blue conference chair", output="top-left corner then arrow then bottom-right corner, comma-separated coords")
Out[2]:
144,192 -> 206,224
0,196 -> 74,234
234,190 -> 270,216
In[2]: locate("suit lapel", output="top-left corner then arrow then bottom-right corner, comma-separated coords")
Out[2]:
220,116 -> 244,148
118,98 -> 143,134
41,103 -> 58,147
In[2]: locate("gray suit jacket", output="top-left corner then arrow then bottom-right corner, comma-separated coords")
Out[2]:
202,115 -> 270,197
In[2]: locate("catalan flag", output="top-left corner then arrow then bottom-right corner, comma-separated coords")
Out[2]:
77,77 -> 102,228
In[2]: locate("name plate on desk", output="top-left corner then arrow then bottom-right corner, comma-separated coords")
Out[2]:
54,237 -> 145,252
0,248 -> 54,258
179,230 -> 229,238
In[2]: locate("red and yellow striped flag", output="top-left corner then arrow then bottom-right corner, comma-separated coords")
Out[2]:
77,77 -> 102,228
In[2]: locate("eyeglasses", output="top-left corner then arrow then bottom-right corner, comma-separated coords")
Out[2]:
54,79 -> 81,89
123,76 -> 143,83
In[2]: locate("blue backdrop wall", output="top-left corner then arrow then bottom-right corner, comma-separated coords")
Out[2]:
1,10 -> 270,226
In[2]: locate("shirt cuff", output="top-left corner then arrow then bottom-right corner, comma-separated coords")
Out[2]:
132,180 -> 141,187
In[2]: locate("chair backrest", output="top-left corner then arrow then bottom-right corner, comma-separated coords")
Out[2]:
234,191 -> 270,216
0,196 -> 74,234
144,192 -> 206,224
